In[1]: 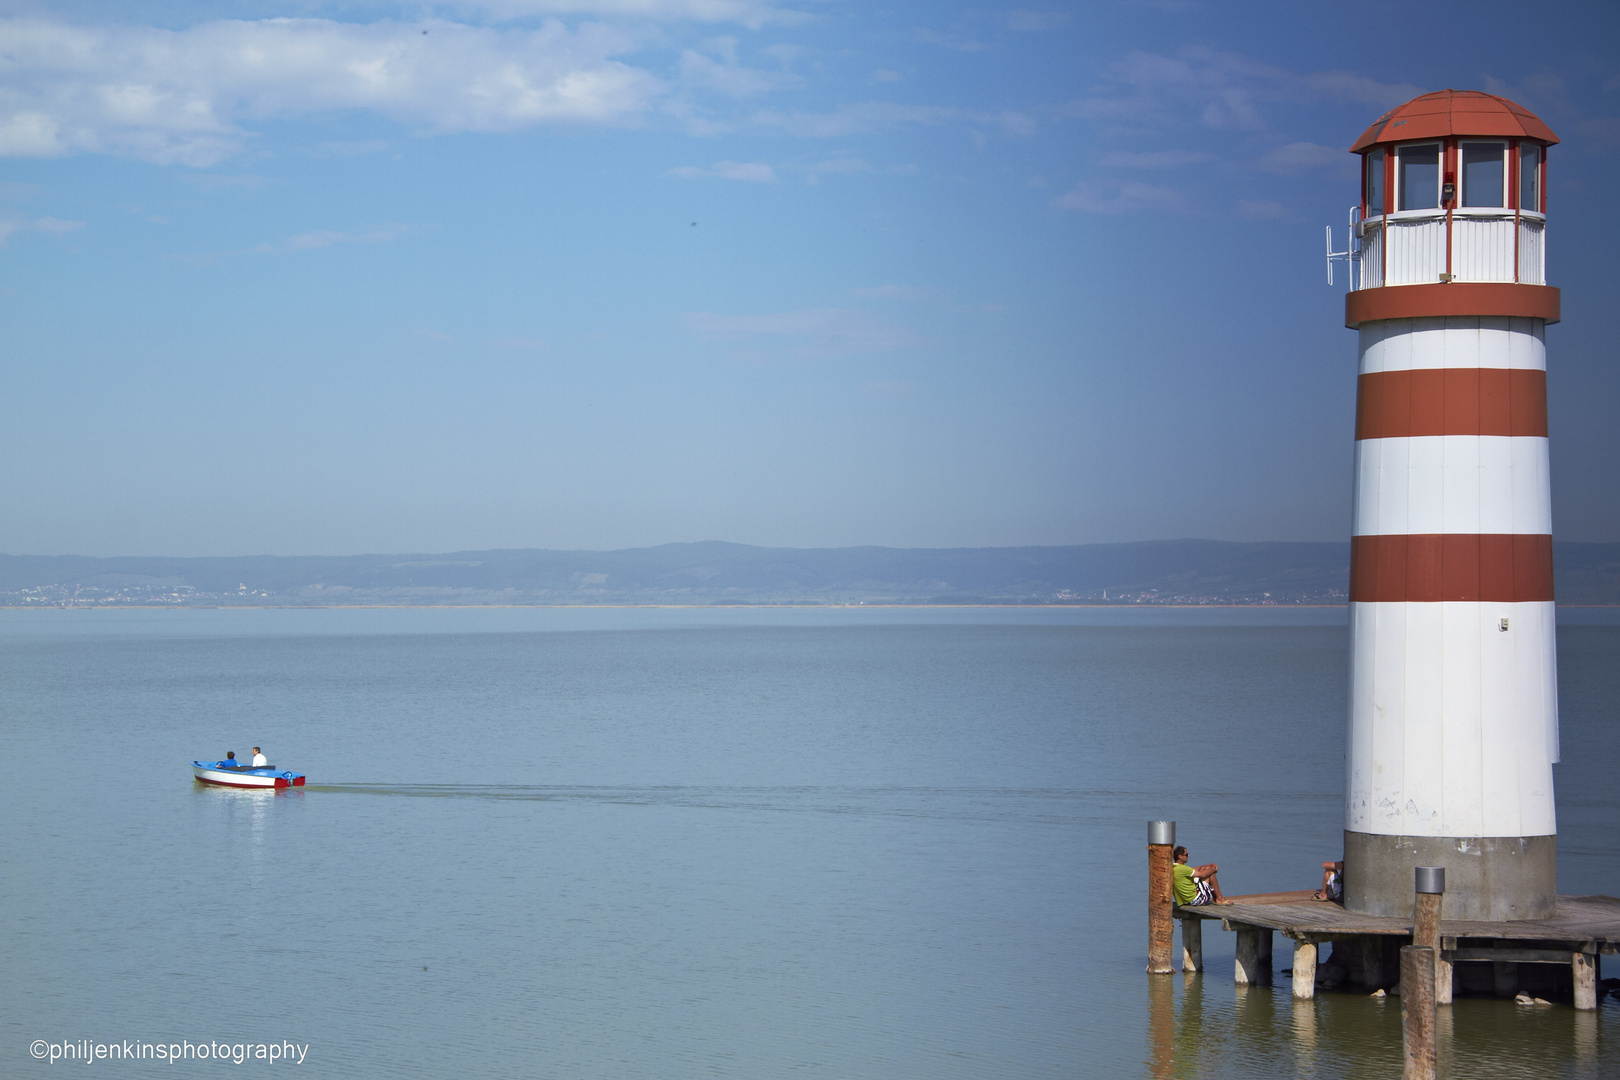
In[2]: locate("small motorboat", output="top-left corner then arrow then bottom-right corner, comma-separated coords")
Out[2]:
192,760 -> 306,789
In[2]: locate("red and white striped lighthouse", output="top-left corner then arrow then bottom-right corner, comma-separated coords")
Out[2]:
1341,91 -> 1561,920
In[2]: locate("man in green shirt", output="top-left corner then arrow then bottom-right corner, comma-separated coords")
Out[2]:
1171,845 -> 1227,906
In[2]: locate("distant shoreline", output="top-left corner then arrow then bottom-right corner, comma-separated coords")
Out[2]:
3,602 -> 1365,611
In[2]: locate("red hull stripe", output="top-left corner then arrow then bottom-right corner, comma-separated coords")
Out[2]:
1349,533 -> 1554,602
1356,368 -> 1547,440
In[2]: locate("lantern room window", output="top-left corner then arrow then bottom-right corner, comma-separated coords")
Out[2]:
1365,149 -> 1385,214
1461,142 -> 1506,207
1397,143 -> 1440,211
1520,143 -> 1542,213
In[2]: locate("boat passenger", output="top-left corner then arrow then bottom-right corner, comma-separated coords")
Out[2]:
251,747 -> 268,767
223,751 -> 240,768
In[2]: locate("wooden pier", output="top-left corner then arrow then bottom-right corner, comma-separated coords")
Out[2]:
1173,891 -> 1620,1008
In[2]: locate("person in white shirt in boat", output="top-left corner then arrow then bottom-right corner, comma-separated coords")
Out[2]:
251,747 -> 268,767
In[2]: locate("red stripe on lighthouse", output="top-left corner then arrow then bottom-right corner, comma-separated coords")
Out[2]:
1344,282 -> 1560,327
1349,534 -> 1554,602
1355,368 -> 1548,440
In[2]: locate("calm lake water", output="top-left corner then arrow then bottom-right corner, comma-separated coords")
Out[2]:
2,606 -> 1616,1078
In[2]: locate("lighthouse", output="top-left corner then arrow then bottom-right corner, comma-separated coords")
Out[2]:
1340,91 -> 1562,920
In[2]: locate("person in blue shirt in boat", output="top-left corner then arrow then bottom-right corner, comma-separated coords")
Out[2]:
222,751 -> 240,768
251,747 -> 268,767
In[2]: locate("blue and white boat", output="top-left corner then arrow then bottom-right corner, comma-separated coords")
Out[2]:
192,760 -> 306,789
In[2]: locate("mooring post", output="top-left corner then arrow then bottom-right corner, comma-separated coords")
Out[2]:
1147,821 -> 1176,974
1400,945 -> 1437,1080
1181,914 -> 1203,972
1291,938 -> 1317,1000
1413,867 -> 1449,1005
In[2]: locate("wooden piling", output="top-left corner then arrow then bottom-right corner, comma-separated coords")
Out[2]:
1412,868 -> 1448,1005
1147,821 -> 1175,974
1573,951 -> 1597,1010
1361,936 -> 1386,989
1181,915 -> 1203,972
1234,927 -> 1270,985
1291,939 -> 1317,999
1400,945 -> 1437,1080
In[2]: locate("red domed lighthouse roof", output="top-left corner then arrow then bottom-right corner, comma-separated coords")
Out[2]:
1350,90 -> 1559,153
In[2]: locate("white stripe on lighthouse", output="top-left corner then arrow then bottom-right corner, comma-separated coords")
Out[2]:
1347,599 -> 1559,838
1359,315 -> 1545,373
1351,435 -> 1552,536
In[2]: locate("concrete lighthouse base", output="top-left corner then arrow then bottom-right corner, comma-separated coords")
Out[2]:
1344,831 -> 1556,920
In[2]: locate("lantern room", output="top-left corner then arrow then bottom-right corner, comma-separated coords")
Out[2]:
1350,90 -> 1558,290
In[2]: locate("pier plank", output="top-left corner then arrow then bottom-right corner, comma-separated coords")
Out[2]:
1174,894 -> 1620,949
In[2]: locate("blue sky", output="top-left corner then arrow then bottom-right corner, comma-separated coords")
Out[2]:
3,0 -> 1618,556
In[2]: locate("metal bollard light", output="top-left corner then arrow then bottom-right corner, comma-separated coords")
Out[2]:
1414,866 -> 1445,895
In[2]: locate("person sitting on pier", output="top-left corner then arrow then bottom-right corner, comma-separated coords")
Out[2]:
1314,860 -> 1344,902
1171,846 -> 1228,906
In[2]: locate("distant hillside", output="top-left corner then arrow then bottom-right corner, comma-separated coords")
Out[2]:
3,540 -> 1620,607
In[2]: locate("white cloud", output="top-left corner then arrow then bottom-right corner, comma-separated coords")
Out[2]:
1062,46 -> 1421,135
1257,141 -> 1348,175
0,215 -> 85,245
0,16 -> 664,166
678,37 -> 799,97
683,307 -> 916,352
1052,180 -> 1183,214
870,68 -> 902,83
1101,149 -> 1214,169
752,101 -> 1034,138
759,43 -> 801,67
668,159 -> 776,181
454,1 -> 806,30
253,225 -> 410,254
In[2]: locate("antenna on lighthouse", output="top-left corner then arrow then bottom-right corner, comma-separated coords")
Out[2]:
1325,205 -> 1361,287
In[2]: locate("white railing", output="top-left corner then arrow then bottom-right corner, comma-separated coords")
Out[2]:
1360,223 -> 1384,289
1351,211 -> 1547,290
1518,217 -> 1545,285
1385,213 -> 1447,285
